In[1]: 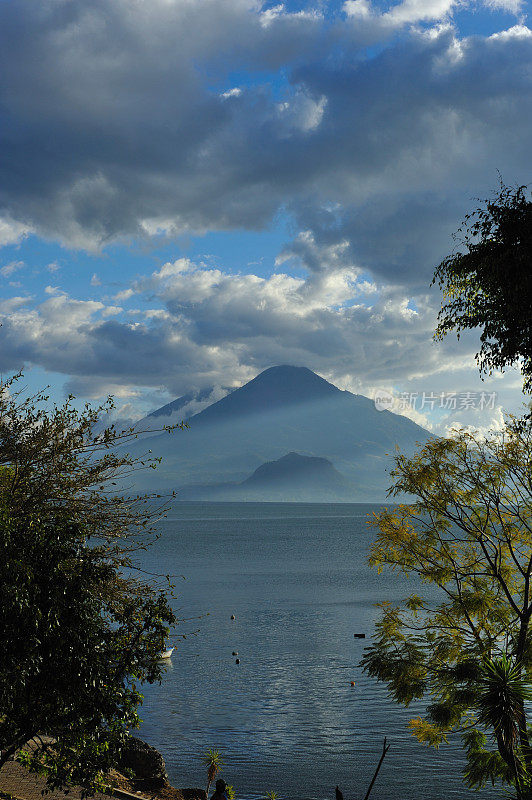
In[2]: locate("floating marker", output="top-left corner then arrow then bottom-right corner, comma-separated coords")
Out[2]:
350,681 -> 356,687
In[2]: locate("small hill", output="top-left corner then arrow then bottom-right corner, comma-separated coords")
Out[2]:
239,451 -> 355,500
178,452 -> 357,501
245,451 -> 351,487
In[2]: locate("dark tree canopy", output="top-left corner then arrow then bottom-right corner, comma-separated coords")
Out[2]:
0,376 -> 185,794
433,183 -> 532,391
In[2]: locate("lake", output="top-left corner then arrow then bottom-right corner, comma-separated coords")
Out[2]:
136,502 -> 496,800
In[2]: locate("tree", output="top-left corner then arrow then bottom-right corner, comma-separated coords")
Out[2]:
204,749 -> 224,797
433,182 -> 532,391
360,419 -> 532,798
0,375 -> 185,793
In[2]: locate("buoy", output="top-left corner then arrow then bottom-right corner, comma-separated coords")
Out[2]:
235,658 -> 240,664
231,614 -> 236,620
350,681 -> 356,687
232,651 -> 238,656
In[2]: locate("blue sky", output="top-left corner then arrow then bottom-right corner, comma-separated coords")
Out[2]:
0,0 -> 530,433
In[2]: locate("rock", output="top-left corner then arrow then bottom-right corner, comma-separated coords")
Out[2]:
117,736 -> 169,787
181,789 -> 207,800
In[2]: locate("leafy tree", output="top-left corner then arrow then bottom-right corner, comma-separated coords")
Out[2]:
204,749 -> 224,796
361,419 -> 532,798
0,375 -> 185,793
433,182 -> 532,391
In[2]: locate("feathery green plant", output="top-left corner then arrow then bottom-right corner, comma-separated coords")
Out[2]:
204,749 -> 224,797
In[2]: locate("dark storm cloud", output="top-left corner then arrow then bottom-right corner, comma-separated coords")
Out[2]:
0,1 -> 530,286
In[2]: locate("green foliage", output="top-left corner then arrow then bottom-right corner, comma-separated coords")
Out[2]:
0,375 -> 184,794
264,792 -> 278,800
462,729 -> 513,789
433,182 -> 532,391
204,749 -> 224,795
361,419 -> 532,796
225,785 -> 236,799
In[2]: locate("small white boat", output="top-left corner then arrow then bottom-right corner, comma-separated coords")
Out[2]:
160,647 -> 174,659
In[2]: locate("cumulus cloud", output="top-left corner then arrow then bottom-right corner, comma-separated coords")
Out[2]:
0,254 -> 520,414
0,0 -> 529,289
0,217 -> 30,247
0,0 -> 529,429
385,0 -> 458,25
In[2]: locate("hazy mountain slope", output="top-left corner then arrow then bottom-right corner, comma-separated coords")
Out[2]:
124,366 -> 431,501
147,387 -> 215,419
190,365 -> 340,425
178,451 -> 357,501
238,451 -> 355,500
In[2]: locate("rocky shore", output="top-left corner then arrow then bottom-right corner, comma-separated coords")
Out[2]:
114,737 -> 206,800
0,736 -> 205,800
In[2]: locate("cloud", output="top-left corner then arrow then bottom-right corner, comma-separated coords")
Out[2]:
0,260 -> 24,278
0,0 -> 529,427
385,0 -> 458,25
484,0 -> 525,13
0,255 -> 521,414
0,1 -> 529,291
343,1 -> 374,19
489,23 -> 532,39
0,217 -> 30,247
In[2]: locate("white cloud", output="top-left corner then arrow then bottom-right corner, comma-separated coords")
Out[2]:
442,405 -> 507,438
0,0 -> 529,430
483,0 -> 525,13
0,217 -> 31,246
385,0 -> 458,25
0,247 -> 526,432
221,87 -> 242,99
91,273 -> 102,286
0,254 -> 504,399
114,288 -> 135,301
0,260 -> 24,278
489,23 -> 532,39
343,0 -> 374,18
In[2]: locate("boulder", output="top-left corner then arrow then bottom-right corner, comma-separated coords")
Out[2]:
117,737 -> 168,787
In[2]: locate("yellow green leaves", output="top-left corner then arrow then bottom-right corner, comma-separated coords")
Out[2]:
408,718 -> 449,748
361,416 -> 532,794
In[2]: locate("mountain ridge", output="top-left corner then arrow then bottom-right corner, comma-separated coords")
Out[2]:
189,365 -> 345,426
126,365 -> 431,501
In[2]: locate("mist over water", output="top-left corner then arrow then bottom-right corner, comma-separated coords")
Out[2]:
137,503 -> 497,800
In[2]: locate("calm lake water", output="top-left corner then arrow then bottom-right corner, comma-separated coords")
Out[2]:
136,502 -> 497,800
